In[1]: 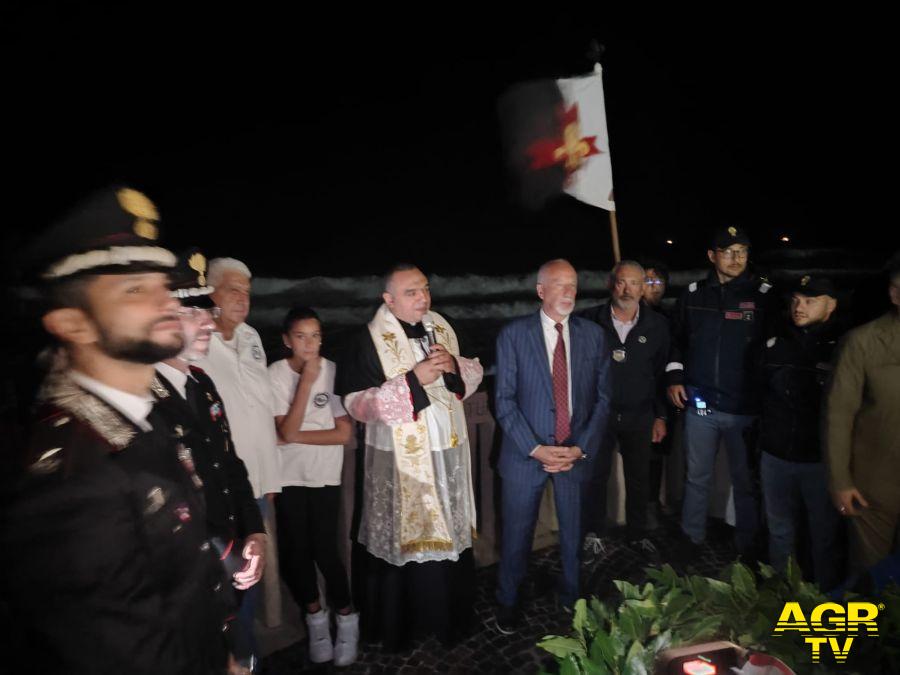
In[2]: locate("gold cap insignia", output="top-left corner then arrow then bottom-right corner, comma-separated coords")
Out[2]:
801,275 -> 811,287
188,252 -> 207,286
117,188 -> 160,240
728,226 -> 737,237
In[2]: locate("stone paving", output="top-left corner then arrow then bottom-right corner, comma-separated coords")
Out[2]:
261,513 -> 745,674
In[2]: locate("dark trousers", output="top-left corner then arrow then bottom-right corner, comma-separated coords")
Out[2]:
681,409 -> 759,548
275,485 -> 352,611
583,411 -> 654,539
760,452 -> 841,589
497,471 -> 582,608
648,416 -> 673,504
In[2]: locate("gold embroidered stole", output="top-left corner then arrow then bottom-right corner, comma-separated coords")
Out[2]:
368,304 -> 460,554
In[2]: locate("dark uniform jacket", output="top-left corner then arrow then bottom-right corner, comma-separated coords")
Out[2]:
667,269 -> 778,415
579,301 -> 670,426
2,371 -> 229,675
759,317 -> 843,463
153,365 -> 263,550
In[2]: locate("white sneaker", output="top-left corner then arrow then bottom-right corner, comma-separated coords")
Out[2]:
305,609 -> 333,663
333,611 -> 360,667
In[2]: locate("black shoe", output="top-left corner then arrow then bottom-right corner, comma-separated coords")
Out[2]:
494,605 -> 518,636
672,535 -> 704,565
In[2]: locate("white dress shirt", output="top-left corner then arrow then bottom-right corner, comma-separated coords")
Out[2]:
69,370 -> 154,431
155,361 -> 191,399
197,322 -> 282,498
611,304 -> 640,344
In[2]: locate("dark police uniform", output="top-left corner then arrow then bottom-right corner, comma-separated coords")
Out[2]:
579,301 -> 670,539
667,268 -> 777,414
153,366 -> 264,562
760,315 -> 843,585
666,226 -> 779,550
3,187 -> 230,674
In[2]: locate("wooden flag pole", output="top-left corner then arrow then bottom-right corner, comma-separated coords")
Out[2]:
609,209 -> 621,263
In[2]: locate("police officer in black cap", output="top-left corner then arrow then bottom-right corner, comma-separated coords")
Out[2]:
154,249 -> 266,673
4,188 -> 230,674
666,225 -> 779,556
759,275 -> 843,588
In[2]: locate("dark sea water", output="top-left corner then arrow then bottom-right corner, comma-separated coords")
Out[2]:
248,249 -> 889,369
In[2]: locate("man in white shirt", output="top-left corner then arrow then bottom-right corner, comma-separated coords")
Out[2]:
197,256 -> 282,669
199,258 -> 282,500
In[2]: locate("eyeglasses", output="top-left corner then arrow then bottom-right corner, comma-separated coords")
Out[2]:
716,248 -> 749,260
178,306 -> 222,320
644,279 -> 664,286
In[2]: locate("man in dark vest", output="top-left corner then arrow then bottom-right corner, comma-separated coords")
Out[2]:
580,260 -> 670,559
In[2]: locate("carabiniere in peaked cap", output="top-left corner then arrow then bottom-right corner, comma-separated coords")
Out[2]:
169,248 -> 216,309
29,186 -> 176,281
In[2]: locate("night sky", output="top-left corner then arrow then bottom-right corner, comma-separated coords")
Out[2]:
3,6 -> 895,278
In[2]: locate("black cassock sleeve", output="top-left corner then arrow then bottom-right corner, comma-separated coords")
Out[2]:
335,326 -> 444,416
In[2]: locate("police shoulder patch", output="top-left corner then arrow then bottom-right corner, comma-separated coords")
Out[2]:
759,282 -> 773,294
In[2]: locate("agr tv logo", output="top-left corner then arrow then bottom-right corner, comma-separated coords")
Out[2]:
773,601 -> 882,663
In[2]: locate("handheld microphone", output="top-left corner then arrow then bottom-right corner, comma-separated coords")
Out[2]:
422,314 -> 438,349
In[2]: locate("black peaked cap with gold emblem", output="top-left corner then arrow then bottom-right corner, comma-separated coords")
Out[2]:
791,275 -> 836,298
169,248 -> 215,308
28,186 -> 176,281
711,225 -> 751,249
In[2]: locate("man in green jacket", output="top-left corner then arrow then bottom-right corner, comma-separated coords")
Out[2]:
827,252 -> 900,570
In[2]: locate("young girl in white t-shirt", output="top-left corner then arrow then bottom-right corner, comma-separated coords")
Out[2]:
268,306 -> 358,666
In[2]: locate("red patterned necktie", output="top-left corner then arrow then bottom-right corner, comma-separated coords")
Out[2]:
552,322 -> 570,443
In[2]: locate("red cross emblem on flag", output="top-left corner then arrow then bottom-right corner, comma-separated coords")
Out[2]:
526,104 -> 601,176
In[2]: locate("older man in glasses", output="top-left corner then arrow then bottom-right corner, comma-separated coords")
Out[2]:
666,226 -> 779,558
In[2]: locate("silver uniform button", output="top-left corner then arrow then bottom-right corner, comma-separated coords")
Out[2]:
214,582 -> 222,592
213,462 -> 221,469
200,541 -> 211,552
223,488 -> 230,495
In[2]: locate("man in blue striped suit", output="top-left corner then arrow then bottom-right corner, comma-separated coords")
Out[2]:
494,259 -> 611,634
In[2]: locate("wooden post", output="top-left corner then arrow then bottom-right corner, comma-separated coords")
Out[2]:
609,209 -> 621,263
